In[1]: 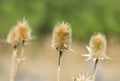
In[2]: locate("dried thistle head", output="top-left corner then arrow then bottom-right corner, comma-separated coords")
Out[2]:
7,28 -> 19,48
90,33 -> 106,53
16,18 -> 31,43
74,73 -> 93,81
51,22 -> 72,51
83,33 -> 110,62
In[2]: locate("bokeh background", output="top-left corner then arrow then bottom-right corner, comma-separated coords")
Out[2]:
0,0 -> 120,81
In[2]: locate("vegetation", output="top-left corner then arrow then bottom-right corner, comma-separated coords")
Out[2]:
0,0 -> 120,40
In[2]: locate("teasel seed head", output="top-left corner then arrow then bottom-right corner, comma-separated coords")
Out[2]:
51,22 -> 72,51
7,27 -> 19,48
16,18 -> 31,44
83,33 -> 110,62
74,73 -> 93,81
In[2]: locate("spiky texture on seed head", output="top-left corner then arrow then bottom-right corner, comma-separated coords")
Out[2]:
7,18 -> 31,47
82,33 -> 110,62
7,28 -> 19,47
74,73 -> 93,81
16,18 -> 31,42
51,22 -> 72,51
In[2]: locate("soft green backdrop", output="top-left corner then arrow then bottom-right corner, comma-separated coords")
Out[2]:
0,0 -> 120,40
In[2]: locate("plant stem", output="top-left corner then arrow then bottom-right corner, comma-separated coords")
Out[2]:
93,58 -> 99,81
94,59 -> 98,73
57,50 -> 63,81
10,48 -> 17,81
58,50 -> 62,66
15,41 -> 25,81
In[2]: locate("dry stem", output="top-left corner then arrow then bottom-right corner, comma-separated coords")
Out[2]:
10,48 -> 17,81
93,59 -> 99,81
10,41 -> 26,81
57,50 -> 63,81
15,41 -> 26,80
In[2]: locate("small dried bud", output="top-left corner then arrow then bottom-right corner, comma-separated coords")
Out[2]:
51,22 -> 72,51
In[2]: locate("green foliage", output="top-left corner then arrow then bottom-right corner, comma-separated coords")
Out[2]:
0,0 -> 120,40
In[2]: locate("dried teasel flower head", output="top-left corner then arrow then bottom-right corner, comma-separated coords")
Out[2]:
51,22 -> 72,51
74,73 -> 93,81
16,18 -> 31,44
7,27 -> 19,48
83,33 -> 110,62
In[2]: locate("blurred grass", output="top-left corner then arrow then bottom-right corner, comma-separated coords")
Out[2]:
0,0 -> 120,40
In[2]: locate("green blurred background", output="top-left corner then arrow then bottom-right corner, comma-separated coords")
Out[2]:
0,0 -> 120,40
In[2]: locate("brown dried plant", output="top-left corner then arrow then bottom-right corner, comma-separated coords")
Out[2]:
51,22 -> 72,81
7,18 -> 31,81
82,33 -> 110,81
